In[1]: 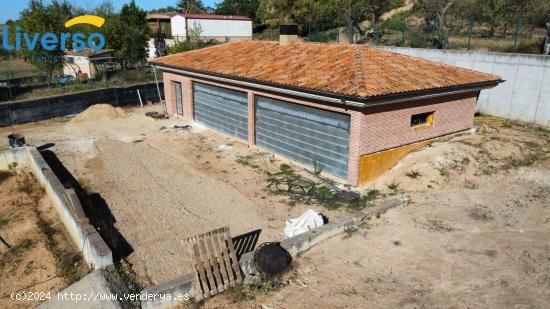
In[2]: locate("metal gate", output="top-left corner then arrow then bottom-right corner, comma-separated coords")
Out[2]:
175,82 -> 183,115
193,82 -> 248,141
256,96 -> 350,178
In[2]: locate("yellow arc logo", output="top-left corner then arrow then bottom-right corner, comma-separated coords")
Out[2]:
65,15 -> 105,28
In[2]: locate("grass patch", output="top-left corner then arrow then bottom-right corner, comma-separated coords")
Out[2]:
463,180 -> 479,190
236,155 -> 259,168
0,238 -> 35,270
103,262 -> 143,309
522,140 -> 540,150
36,207 -> 84,285
503,153 -> 540,170
344,225 -> 359,237
0,216 -> 9,228
228,274 -> 287,303
0,170 -> 14,185
249,275 -> 284,294
421,219 -> 454,232
436,166 -> 450,177
348,189 -> 380,210
267,164 -> 373,210
387,181 -> 400,191
469,207 -> 494,221
228,285 -> 255,303
406,169 -> 421,179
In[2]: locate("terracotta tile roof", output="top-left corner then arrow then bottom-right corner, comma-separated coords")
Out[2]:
150,41 -> 502,99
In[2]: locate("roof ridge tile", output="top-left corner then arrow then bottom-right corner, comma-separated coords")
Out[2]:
352,45 -> 368,98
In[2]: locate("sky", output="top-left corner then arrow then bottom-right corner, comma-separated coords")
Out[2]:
0,0 -> 220,23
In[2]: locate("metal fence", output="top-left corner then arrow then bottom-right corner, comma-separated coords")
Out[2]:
301,16 -> 548,55
0,61 -> 158,102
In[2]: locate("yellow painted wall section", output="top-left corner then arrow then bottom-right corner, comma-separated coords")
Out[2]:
358,139 -> 438,186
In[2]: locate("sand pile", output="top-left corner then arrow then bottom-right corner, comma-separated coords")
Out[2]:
70,104 -> 128,123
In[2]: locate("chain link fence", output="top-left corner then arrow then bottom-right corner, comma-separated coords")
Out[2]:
0,58 -> 158,102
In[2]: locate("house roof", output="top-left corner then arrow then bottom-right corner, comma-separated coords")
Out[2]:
173,13 -> 251,21
150,41 -> 502,100
65,48 -> 114,58
146,12 -> 178,20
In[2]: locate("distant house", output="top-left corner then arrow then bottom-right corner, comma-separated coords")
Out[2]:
63,49 -> 114,80
170,14 -> 252,43
145,13 -> 253,59
146,12 -> 177,36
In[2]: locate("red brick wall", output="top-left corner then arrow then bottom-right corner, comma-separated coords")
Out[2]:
163,72 -> 194,121
358,92 -> 478,155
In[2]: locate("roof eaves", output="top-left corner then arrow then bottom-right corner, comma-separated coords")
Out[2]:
361,79 -> 504,106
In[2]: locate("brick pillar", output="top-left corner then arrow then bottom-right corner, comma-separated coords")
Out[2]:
182,77 -> 194,122
247,92 -> 255,146
347,112 -> 362,186
162,73 -> 176,115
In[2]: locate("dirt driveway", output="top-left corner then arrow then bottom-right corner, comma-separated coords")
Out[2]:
1,104 -> 340,286
2,104 -> 549,308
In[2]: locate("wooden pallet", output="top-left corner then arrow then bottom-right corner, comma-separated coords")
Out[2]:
184,227 -> 243,301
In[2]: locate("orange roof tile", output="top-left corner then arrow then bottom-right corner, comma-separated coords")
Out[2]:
150,41 -> 502,99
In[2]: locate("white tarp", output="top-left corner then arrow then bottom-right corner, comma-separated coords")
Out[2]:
283,209 -> 324,239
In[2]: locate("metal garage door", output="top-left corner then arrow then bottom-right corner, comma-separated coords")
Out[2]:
256,96 -> 350,178
193,82 -> 248,140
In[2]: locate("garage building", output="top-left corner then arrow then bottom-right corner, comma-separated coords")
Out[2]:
150,33 -> 502,186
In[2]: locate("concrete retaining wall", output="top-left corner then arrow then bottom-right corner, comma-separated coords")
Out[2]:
378,47 -> 550,126
0,82 -> 164,127
140,197 -> 406,309
0,147 -> 113,269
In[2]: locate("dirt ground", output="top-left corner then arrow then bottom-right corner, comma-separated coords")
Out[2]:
1,104 -> 549,308
204,116 -> 550,308
2,104 -> 349,287
0,170 -> 88,308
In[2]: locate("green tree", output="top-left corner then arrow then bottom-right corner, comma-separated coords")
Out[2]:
256,0 -> 296,28
148,6 -> 178,14
215,0 -> 261,21
416,0 -> 472,48
18,0 -> 73,84
103,0 -> 148,66
177,0 -> 207,13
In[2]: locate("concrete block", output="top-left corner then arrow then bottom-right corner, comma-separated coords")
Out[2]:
64,189 -> 89,224
140,274 -> 193,309
38,270 -> 120,309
